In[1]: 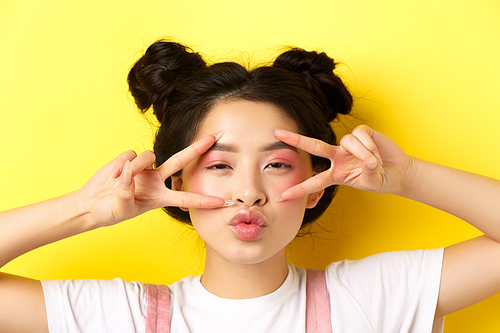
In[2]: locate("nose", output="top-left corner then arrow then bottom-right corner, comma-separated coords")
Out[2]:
232,170 -> 267,207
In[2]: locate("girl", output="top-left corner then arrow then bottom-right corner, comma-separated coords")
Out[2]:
1,40 -> 500,333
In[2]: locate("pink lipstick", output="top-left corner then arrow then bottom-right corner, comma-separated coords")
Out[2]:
229,209 -> 268,241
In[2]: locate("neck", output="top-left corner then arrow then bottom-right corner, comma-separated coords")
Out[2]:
201,247 -> 289,299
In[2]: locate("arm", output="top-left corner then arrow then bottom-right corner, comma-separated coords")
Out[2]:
0,192 -> 92,269
275,126 -> 500,317
395,157 -> 500,317
400,158 -> 500,242
0,133 -> 228,332
0,190 -> 96,333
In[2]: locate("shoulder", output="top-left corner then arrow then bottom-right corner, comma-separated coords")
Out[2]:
326,248 -> 444,281
324,249 -> 445,333
41,278 -> 148,333
42,278 -> 147,305
325,248 -> 444,304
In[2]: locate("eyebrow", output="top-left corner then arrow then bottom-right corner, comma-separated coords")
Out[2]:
207,141 -> 298,153
261,141 -> 298,152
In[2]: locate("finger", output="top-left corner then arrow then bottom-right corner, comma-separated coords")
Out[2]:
274,129 -> 337,159
114,160 -> 135,219
352,125 -> 383,164
280,172 -> 333,201
165,190 -> 230,209
339,133 -> 378,168
107,150 -> 138,183
355,155 -> 385,193
129,150 -> 156,176
157,133 -> 221,180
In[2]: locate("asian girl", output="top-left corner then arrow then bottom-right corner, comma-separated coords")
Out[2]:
1,40 -> 500,332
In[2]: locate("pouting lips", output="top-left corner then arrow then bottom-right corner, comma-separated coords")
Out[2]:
229,209 -> 268,241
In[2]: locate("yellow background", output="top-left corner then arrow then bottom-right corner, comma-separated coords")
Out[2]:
1,1 -> 499,331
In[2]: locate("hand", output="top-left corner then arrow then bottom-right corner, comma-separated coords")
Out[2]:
75,133 -> 228,228
275,125 -> 414,200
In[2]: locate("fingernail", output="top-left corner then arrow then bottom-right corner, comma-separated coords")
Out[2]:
110,164 -> 120,178
223,200 -> 235,207
212,130 -> 225,141
372,150 -> 383,166
268,128 -> 278,136
120,161 -> 133,187
106,164 -> 120,185
367,157 -> 378,170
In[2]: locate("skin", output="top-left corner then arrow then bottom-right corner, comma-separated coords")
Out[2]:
171,100 -> 324,298
2,99 -> 500,330
275,126 -> 500,318
0,133 -> 228,332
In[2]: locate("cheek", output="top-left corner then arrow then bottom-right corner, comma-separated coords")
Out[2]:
267,175 -> 305,197
267,164 -> 312,195
184,172 -> 226,197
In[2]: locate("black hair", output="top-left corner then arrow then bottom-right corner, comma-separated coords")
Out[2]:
128,39 -> 352,228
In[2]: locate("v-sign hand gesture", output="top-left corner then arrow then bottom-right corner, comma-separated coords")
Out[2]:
275,125 -> 414,200
76,132 -> 230,228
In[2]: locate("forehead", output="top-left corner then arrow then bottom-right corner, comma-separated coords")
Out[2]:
196,99 -> 299,140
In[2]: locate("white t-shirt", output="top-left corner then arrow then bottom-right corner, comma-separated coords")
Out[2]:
41,248 -> 444,333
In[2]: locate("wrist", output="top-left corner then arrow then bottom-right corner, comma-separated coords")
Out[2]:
394,156 -> 422,198
71,190 -> 96,231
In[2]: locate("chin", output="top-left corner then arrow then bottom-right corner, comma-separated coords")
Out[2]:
216,243 -> 288,266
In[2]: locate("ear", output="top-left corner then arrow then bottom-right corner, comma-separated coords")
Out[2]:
171,176 -> 189,212
306,189 -> 324,209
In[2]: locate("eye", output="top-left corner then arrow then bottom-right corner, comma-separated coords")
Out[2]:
266,162 -> 292,170
207,163 -> 232,171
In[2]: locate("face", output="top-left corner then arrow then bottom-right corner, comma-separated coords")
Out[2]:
173,100 -> 323,265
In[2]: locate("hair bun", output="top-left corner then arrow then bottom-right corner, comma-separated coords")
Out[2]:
273,48 -> 352,122
128,40 -> 206,122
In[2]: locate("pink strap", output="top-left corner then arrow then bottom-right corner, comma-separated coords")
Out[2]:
144,269 -> 331,333
305,268 -> 332,333
145,284 -> 171,333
